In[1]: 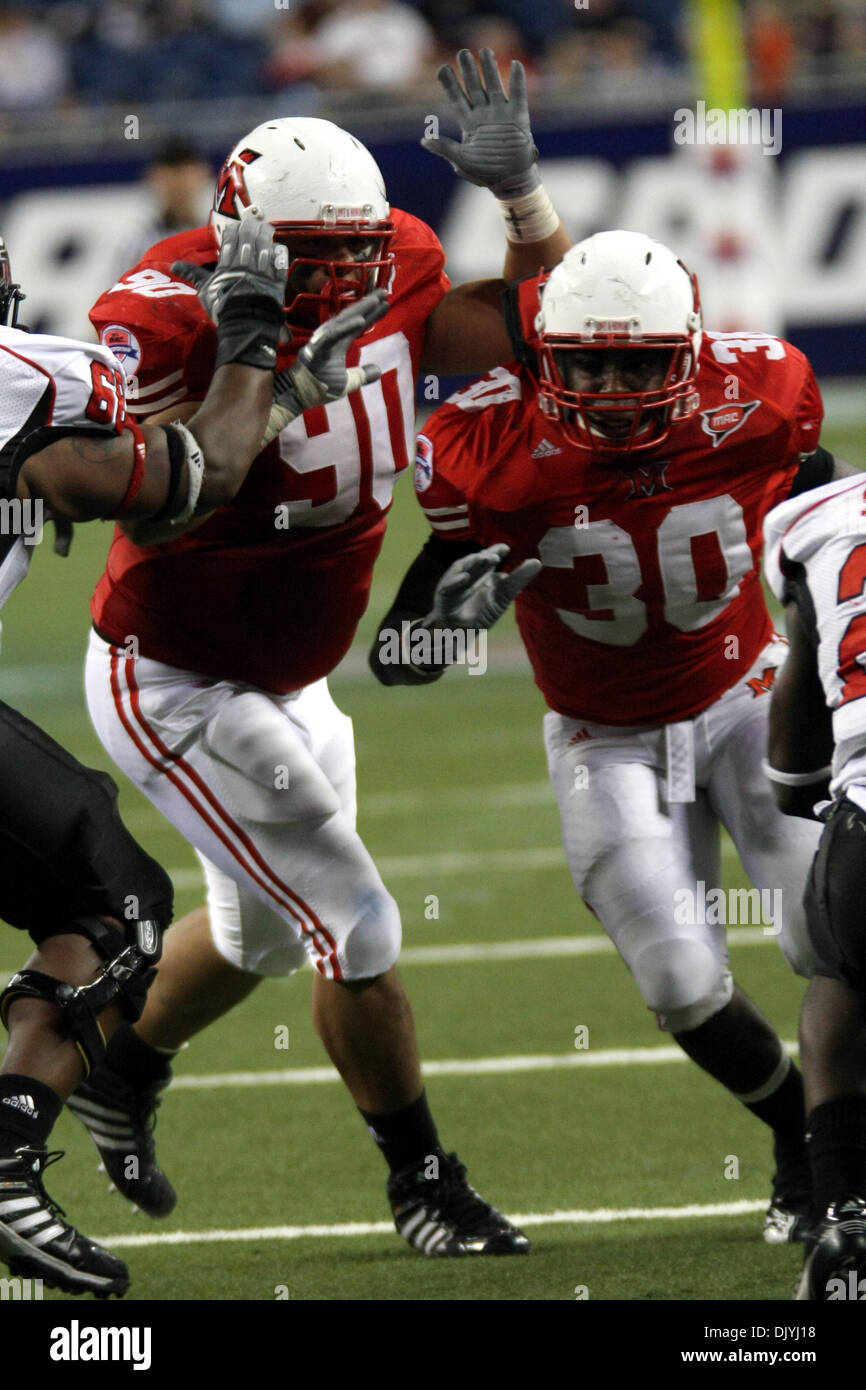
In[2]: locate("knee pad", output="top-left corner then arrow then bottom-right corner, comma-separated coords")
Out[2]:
0,916 -> 162,1075
340,888 -> 402,981
631,936 -> 734,1032
204,695 -> 342,825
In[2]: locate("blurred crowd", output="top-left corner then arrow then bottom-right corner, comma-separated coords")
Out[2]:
0,0 -> 864,113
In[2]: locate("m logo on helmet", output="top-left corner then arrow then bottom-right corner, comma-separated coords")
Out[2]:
214,148 -> 262,220
700,400 -> 760,448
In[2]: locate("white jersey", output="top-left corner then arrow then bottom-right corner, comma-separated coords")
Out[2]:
764,473 -> 866,811
0,326 -> 128,610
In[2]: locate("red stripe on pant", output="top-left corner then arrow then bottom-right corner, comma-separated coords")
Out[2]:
108,648 -> 342,979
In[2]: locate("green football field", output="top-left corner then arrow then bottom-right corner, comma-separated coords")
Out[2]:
0,404 -> 863,1305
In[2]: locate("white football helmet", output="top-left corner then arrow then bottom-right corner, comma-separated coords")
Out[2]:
535,230 -> 702,452
211,118 -> 394,332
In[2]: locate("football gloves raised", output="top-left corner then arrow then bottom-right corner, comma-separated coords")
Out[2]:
421,48 -> 540,198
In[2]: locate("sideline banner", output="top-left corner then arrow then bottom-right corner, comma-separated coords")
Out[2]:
2,101 -> 864,376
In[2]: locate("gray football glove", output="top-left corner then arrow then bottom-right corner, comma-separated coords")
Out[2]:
424,543 -> 541,631
261,289 -> 390,445
171,208 -> 288,326
171,210 -> 288,371
421,48 -> 540,198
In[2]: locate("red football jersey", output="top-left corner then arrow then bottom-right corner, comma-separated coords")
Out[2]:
88,210 -> 449,691
415,331 -> 823,724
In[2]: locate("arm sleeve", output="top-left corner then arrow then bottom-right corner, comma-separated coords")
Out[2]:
501,275 -> 543,375
787,444 -> 835,498
778,551 -> 820,646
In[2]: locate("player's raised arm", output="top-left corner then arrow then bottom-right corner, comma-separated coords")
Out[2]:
422,49 -> 570,281
421,49 -> 571,373
17,213 -> 287,539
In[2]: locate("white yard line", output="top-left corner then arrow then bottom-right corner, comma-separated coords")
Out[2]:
166,838 -> 742,892
169,1039 -> 796,1091
96,1198 -> 770,1249
398,926 -> 779,965
360,780 -> 554,815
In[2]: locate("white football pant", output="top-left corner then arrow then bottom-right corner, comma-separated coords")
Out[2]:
544,637 -> 821,1032
85,630 -> 401,981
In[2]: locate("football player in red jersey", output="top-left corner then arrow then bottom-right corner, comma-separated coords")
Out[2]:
369,228 -> 865,1244
0,215 -> 360,1297
70,52 -> 570,1256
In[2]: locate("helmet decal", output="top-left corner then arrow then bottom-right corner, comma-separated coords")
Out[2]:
214,148 -> 262,220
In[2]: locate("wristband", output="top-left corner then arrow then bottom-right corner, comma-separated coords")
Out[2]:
260,400 -> 297,449
147,424 -> 186,524
167,421 -> 205,527
761,759 -> 832,787
497,183 -> 559,245
105,421 -> 147,519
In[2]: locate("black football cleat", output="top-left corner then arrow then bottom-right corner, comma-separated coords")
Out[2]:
0,1147 -> 128,1297
763,1188 -> 813,1245
67,1068 -> 176,1218
387,1150 -> 531,1256
794,1195 -> 866,1300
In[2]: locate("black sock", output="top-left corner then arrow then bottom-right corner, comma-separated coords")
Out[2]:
806,1096 -> 866,1215
359,1091 -> 441,1174
101,1024 -> 174,1087
741,1059 -> 808,1186
0,1075 -> 62,1156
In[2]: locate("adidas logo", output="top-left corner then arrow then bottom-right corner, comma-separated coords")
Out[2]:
531,438 -> 561,459
2,1095 -> 37,1118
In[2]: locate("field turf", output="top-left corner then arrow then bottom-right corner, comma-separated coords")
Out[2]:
0,408 -> 862,1319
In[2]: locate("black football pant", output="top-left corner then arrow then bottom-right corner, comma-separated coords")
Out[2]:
0,698 -> 172,945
